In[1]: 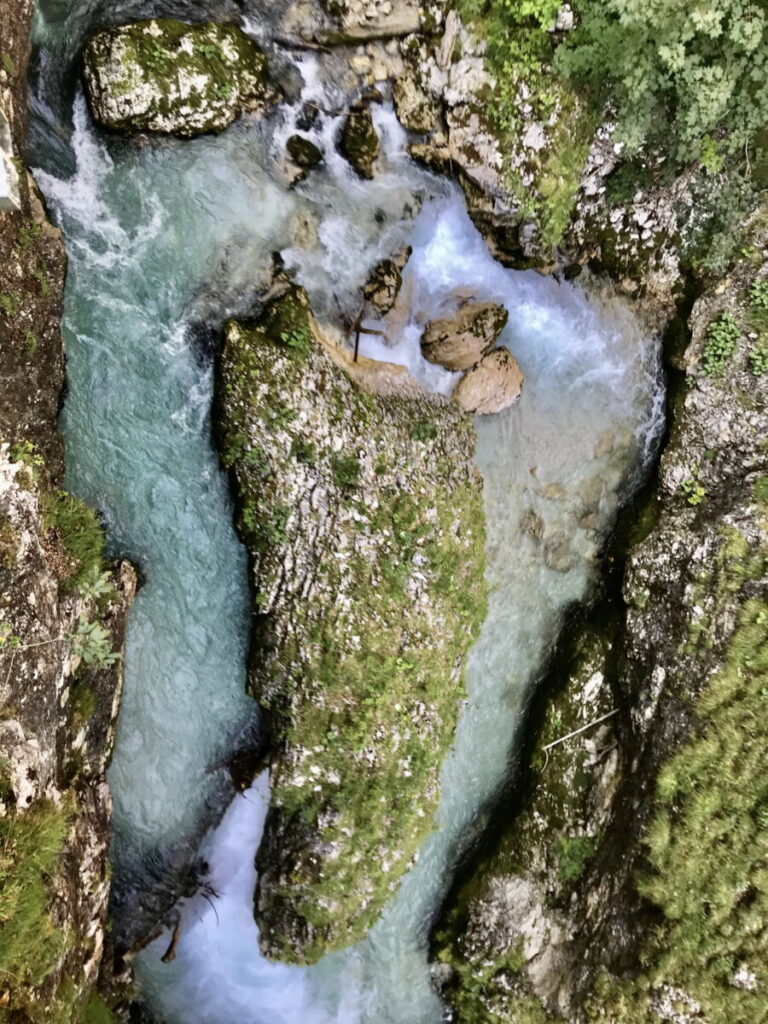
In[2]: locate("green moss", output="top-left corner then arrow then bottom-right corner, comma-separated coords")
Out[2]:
80,991 -> 118,1024
40,490 -> 106,593
0,794 -> 73,1010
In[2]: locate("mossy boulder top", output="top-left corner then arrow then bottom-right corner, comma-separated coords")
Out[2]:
82,19 -> 274,137
216,283 -> 487,963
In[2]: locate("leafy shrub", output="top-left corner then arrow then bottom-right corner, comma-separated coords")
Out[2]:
556,834 -> 597,883
558,0 -> 768,168
69,617 -> 120,669
331,454 -> 361,490
701,314 -> 740,375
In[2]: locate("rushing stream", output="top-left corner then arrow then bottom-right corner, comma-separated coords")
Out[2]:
30,4 -> 664,1022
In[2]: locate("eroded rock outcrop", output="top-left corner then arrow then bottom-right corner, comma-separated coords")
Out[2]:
83,19 -> 274,137
0,3 -> 136,1017
432,219 -> 768,1022
421,300 -> 508,371
216,282 -> 487,963
363,246 -> 411,315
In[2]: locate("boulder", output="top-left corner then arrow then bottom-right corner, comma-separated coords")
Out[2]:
393,71 -> 439,134
82,19 -> 274,137
421,300 -> 509,371
286,134 -> 323,170
363,246 -> 411,314
453,348 -> 524,415
339,103 -> 380,179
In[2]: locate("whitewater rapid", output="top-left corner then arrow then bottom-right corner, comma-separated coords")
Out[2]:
30,9 -> 664,1022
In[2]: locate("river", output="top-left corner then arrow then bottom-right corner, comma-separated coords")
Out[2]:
30,5 -> 664,1021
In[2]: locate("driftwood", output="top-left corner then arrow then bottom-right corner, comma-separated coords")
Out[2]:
161,921 -> 181,964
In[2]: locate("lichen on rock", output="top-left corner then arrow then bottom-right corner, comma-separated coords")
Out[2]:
216,281 -> 487,964
82,19 -> 274,137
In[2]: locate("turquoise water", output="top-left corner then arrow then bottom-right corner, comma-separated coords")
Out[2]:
31,9 -> 663,1020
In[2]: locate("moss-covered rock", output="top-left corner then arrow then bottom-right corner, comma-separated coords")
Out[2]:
216,283 -> 487,963
286,134 -> 323,170
339,103 -> 380,179
82,19 -> 274,137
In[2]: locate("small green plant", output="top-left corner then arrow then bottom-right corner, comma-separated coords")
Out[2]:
69,617 -> 119,669
1,52 -> 16,75
40,490 -> 105,592
748,339 -> 768,376
214,81 -> 233,101
0,293 -> 21,318
701,314 -> 740,376
78,566 -> 116,605
291,438 -> 317,466
25,331 -> 39,356
750,279 -> 768,311
81,992 -> 118,1024
9,440 -> 43,470
278,328 -> 312,357
556,834 -> 597,884
198,42 -> 226,63
411,420 -> 438,442
681,474 -> 707,507
16,222 -> 40,250
331,454 -> 361,490
31,267 -> 50,298
0,622 -> 21,649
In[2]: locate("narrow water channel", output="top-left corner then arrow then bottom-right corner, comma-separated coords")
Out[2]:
30,6 -> 664,1022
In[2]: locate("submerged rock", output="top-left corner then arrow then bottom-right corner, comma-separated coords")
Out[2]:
82,19 -> 274,137
286,134 -> 323,170
421,300 -> 509,371
339,103 -> 380,178
363,246 -> 411,314
216,282 -> 487,963
454,348 -> 524,415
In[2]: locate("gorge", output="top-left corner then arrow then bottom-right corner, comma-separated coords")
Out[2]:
1,1 -> 766,1023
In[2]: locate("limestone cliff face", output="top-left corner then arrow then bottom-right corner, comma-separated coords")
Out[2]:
216,283 -> 487,963
431,219 -> 768,1023
0,4 -> 136,1019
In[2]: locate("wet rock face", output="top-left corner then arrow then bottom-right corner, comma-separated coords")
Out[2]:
82,19 -> 274,137
453,348 -> 524,415
339,102 -> 380,178
421,300 -> 508,371
0,3 -> 136,1016
432,223 -> 768,1021
216,282 -> 487,964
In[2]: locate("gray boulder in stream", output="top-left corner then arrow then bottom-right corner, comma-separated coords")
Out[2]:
216,281 -> 487,963
82,19 -> 274,137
